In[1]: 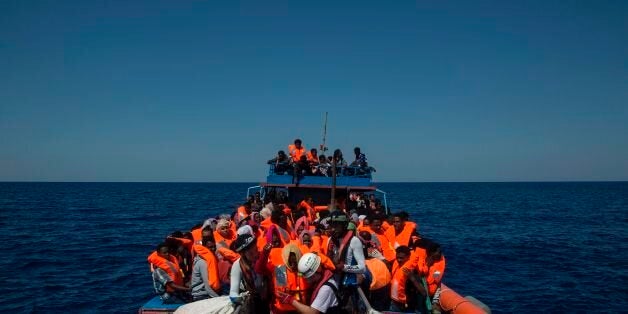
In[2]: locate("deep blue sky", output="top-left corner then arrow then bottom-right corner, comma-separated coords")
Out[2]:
1,1 -> 627,182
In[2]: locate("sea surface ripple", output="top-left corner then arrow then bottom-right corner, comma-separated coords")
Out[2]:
0,182 -> 626,313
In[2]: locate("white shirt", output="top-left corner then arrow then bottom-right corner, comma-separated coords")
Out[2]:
311,278 -> 339,313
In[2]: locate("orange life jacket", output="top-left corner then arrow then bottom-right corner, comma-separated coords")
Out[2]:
390,259 -> 412,304
214,229 -> 237,249
298,200 -> 316,222
418,256 -> 446,296
288,144 -> 306,162
367,227 -> 396,263
147,251 -> 184,288
235,206 -> 250,225
365,258 -> 391,290
193,244 -> 221,292
393,222 -> 416,249
191,227 -> 202,244
306,151 -> 318,163
271,264 -> 309,312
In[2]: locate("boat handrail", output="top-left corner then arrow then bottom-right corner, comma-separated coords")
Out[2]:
268,164 -> 374,179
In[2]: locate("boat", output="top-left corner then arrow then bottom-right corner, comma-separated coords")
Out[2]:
140,154 -> 491,314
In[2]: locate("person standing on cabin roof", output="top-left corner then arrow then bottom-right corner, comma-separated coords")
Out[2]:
288,139 -> 306,163
147,243 -> 191,304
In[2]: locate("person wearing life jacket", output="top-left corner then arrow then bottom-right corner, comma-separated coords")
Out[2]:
391,211 -> 418,249
416,242 -> 446,314
357,231 -> 392,311
229,234 -> 270,313
390,245 -> 422,312
297,230 -> 316,254
366,214 -> 397,263
147,243 -> 190,304
297,197 -> 316,223
235,201 -> 252,226
214,218 -> 237,250
270,208 -> 293,244
275,252 -> 341,314
256,243 -> 309,313
322,211 -> 366,312
306,148 -> 319,164
288,139 -> 306,163
191,234 -> 222,301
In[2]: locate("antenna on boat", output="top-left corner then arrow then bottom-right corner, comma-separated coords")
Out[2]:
320,112 -> 328,153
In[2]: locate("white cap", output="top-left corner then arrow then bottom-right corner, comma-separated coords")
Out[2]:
298,253 -> 321,278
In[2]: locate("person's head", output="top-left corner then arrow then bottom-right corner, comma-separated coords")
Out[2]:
301,231 -> 313,248
201,225 -> 213,241
271,229 -> 282,247
329,211 -> 349,239
298,253 -> 323,283
233,234 -> 258,262
319,155 -> 326,162
392,213 -> 405,233
333,149 -> 343,160
282,243 -> 302,272
369,194 -> 376,201
369,214 -> 385,233
294,139 -> 302,148
156,243 -> 170,258
202,233 -> 216,252
395,245 -> 411,265
216,219 -> 232,238
278,150 -> 287,158
354,147 -> 361,156
271,208 -> 287,227
327,156 -> 333,163
310,148 -> 317,156
427,242 -> 442,263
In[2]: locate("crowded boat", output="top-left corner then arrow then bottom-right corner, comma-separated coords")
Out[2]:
141,139 -> 489,314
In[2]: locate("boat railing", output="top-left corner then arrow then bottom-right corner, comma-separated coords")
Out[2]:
268,164 -> 374,179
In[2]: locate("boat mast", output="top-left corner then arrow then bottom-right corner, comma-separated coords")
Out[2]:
320,112 -> 328,153
323,112 -> 338,211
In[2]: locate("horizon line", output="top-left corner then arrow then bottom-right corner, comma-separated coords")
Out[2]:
1,180 -> 627,184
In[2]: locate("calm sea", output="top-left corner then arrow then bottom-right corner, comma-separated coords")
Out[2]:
0,182 -> 626,313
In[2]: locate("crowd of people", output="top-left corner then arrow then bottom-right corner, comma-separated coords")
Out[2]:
147,192 -> 446,314
267,139 -> 374,177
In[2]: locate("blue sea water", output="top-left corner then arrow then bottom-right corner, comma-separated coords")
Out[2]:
0,182 -> 627,313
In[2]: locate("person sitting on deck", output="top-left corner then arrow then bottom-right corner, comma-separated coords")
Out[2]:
329,149 -> 347,176
295,155 -> 313,176
147,243 -> 191,304
288,139 -> 307,163
314,154 -> 330,176
268,150 -> 292,175
191,233 -> 222,301
306,148 -> 319,164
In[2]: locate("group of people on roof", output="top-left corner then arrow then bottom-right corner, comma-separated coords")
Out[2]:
147,184 -> 445,314
268,138 -> 374,177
